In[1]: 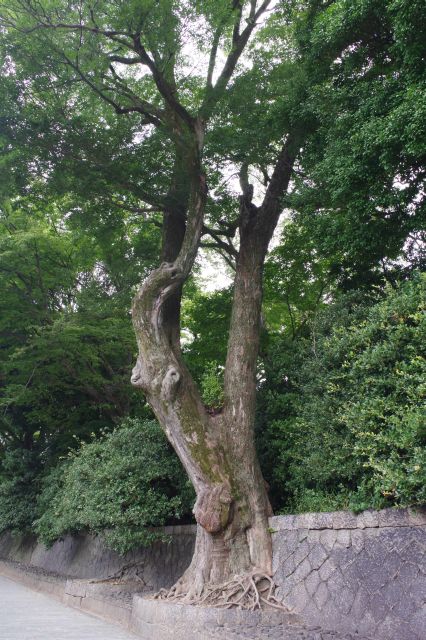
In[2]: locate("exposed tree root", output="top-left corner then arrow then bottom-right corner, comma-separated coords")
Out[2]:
89,561 -> 146,586
155,570 -> 287,611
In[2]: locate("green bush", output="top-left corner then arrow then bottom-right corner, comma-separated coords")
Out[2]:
35,418 -> 194,553
258,274 -> 426,513
0,449 -> 40,535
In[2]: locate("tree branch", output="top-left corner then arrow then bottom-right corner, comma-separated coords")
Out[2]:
108,55 -> 140,65
201,0 -> 272,119
202,225 -> 238,260
116,181 -> 168,211
260,133 -> 300,218
106,64 -> 165,126
13,2 -> 134,49
132,35 -> 195,129
111,201 -> 163,228
200,243 -> 236,272
59,52 -> 162,126
206,1 -> 242,90
7,4 -> 188,129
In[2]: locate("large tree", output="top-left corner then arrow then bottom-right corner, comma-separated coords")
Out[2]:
0,0 -> 416,605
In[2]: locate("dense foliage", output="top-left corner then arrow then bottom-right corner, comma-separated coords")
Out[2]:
0,0 -> 424,551
257,275 -> 426,513
0,448 -> 40,535
34,419 -> 194,553
291,0 -> 426,289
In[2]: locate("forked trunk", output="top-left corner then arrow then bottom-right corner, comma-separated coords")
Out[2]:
131,129 -> 298,604
131,261 -> 272,598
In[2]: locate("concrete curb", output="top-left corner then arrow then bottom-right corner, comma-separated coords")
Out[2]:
130,595 -> 304,640
0,560 -> 66,601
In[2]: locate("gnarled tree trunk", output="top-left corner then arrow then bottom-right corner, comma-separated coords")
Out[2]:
131,122 -> 298,604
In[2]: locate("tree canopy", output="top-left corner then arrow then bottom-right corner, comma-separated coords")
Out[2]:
0,0 -> 424,610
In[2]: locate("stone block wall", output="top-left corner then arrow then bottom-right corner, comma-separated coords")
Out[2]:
1,507 -> 424,639
0,525 -> 196,591
271,508 -> 426,640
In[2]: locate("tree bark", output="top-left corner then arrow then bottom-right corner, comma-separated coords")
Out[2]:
131,126 -> 299,601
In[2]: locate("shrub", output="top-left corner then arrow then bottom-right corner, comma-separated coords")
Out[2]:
35,418 -> 194,553
258,274 -> 426,513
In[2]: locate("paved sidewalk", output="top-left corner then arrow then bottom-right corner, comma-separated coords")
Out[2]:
0,575 -> 137,640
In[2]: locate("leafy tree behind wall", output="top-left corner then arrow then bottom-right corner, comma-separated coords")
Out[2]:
0,201 -> 148,449
257,275 -> 426,514
291,0 -> 426,289
0,193 -> 160,532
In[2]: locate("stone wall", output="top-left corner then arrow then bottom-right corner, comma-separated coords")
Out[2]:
1,507 -> 424,640
0,525 -> 195,591
271,508 -> 426,640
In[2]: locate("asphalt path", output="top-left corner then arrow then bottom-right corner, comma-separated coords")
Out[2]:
0,575 -> 137,640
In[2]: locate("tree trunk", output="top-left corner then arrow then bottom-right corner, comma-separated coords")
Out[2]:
131,127 -> 298,603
